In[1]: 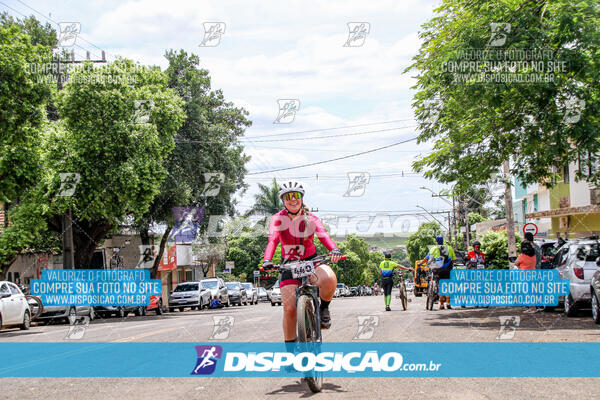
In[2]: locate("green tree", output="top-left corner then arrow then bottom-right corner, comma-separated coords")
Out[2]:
481,230 -> 522,269
245,178 -> 282,217
406,0 -> 600,191
406,222 -> 441,264
135,49 -> 251,278
0,59 -> 186,271
0,22 -> 52,204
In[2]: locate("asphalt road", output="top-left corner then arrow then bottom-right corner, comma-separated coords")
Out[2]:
2,290 -> 600,399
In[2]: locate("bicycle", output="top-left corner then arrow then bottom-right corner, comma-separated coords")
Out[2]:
262,253 -> 345,393
425,268 -> 440,311
18,285 -> 44,320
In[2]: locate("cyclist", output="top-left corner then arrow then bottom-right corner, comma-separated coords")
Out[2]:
379,252 -> 413,311
466,241 -> 486,268
262,180 -> 342,345
418,235 -> 455,310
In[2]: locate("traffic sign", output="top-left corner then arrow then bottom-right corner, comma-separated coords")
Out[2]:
523,222 -> 538,236
226,261 -> 235,269
253,270 -> 260,278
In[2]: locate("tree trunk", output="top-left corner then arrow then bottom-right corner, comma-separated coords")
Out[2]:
150,225 -> 172,280
139,225 -> 151,245
72,219 -> 112,268
503,160 -> 517,258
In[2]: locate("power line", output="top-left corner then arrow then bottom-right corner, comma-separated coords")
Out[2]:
244,118 -> 415,139
175,125 -> 418,144
244,172 -> 424,180
241,126 -> 416,143
247,136 -> 419,175
13,0 -> 106,59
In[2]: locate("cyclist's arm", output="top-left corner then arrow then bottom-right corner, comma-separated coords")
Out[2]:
264,214 -> 281,261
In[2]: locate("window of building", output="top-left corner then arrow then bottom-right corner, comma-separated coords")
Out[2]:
533,194 -> 538,212
185,269 -> 193,282
563,165 -> 570,183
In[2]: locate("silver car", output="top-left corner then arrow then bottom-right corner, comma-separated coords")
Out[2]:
270,286 -> 282,306
37,305 -> 95,323
168,282 -> 212,312
226,282 -> 248,306
200,278 -> 230,307
553,239 -> 600,316
257,287 -> 269,302
241,283 -> 258,305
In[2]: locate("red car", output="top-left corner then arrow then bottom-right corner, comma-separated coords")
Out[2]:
146,295 -> 163,315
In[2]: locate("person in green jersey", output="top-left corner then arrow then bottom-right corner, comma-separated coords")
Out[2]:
379,252 -> 413,311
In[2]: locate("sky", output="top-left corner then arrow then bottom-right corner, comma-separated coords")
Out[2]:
3,0 -> 463,236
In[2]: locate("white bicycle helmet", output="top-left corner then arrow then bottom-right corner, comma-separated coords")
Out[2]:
278,180 -> 305,199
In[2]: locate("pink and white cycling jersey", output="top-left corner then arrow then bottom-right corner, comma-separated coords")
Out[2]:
264,209 -> 338,261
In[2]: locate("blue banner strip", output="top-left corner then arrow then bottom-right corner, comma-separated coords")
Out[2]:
1,342 -> 600,377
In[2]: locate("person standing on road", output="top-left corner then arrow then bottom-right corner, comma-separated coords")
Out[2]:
515,240 -> 538,313
262,180 -> 342,346
524,232 -> 542,268
379,252 -> 413,311
466,241 -> 486,267
419,235 -> 456,310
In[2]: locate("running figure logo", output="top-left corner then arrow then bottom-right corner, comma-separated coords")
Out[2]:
200,22 -> 226,47
354,315 -> 379,339
562,97 -> 585,125
64,315 -> 90,340
191,345 -> 223,375
344,172 -> 370,197
273,99 -> 300,124
57,22 -> 81,47
209,316 -> 234,340
170,206 -> 205,243
487,23 -> 511,47
496,316 -> 520,340
343,22 -> 370,47
58,172 -> 81,197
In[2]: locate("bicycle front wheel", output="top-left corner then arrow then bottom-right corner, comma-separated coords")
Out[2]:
400,283 -> 407,311
26,295 -> 43,320
426,282 -> 435,311
297,294 -> 323,393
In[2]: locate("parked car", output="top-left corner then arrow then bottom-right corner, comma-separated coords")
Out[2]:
0,281 -> 31,330
257,287 -> 269,302
553,238 -> 600,316
270,286 -> 282,306
94,305 -> 127,318
335,283 -> 349,297
241,283 -> 258,305
200,278 -> 230,307
349,287 -> 359,296
37,305 -> 95,323
406,282 -> 415,292
226,282 -> 248,306
146,295 -> 163,315
168,282 -> 212,312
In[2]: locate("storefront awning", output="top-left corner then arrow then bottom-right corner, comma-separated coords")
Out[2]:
525,205 -> 600,219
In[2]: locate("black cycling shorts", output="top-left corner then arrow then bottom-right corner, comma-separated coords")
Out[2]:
279,253 -> 317,287
382,278 -> 394,296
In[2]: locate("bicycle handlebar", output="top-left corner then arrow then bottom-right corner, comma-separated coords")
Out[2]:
260,253 -> 347,272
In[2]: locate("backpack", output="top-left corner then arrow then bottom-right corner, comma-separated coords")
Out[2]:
439,245 -> 450,265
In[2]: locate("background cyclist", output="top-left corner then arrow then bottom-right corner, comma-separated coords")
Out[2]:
466,240 -> 486,268
379,252 -> 413,311
262,180 -> 342,345
418,235 -> 455,310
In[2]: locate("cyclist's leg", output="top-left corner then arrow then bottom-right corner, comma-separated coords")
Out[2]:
312,264 -> 337,329
312,264 -> 337,302
280,282 -> 299,341
382,278 -> 393,308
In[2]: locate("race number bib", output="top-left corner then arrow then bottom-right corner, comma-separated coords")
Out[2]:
291,261 -> 315,279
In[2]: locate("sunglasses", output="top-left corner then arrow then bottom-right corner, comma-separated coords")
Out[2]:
282,192 -> 302,201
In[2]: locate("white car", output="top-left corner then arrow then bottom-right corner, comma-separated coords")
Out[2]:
0,281 -> 31,330
270,287 -> 282,306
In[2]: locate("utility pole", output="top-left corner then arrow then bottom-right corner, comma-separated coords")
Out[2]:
452,196 -> 458,249
463,195 -> 470,249
503,160 -> 517,258
56,49 -> 106,269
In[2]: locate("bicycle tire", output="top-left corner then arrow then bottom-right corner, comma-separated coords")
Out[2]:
400,282 -> 407,311
296,294 -> 323,393
26,295 -> 43,320
426,282 -> 435,311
